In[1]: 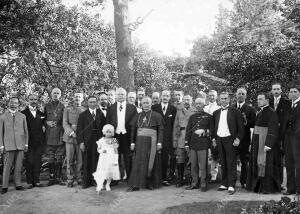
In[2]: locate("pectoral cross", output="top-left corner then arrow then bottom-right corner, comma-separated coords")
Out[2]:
142,116 -> 147,123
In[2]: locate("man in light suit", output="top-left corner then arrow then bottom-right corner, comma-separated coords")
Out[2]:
0,97 -> 29,194
63,92 -> 86,187
212,92 -> 244,194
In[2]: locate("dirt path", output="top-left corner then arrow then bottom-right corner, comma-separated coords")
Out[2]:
0,182 -> 287,214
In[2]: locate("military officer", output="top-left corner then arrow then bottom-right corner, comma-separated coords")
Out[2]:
63,92 -> 86,187
185,97 -> 213,192
45,87 -> 65,186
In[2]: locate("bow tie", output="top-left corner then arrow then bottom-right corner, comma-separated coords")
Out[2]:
101,107 -> 107,111
221,107 -> 228,111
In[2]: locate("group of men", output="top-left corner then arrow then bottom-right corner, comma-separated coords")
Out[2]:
0,83 -> 300,197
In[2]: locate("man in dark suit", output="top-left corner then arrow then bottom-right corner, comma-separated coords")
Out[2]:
76,95 -> 106,188
269,82 -> 290,187
22,94 -> 45,188
283,84 -> 300,196
212,91 -> 244,194
233,88 -> 256,188
106,87 -> 137,180
152,90 -> 177,185
135,87 -> 145,109
98,92 -> 109,118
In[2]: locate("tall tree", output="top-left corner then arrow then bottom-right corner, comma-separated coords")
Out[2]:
112,0 -> 134,91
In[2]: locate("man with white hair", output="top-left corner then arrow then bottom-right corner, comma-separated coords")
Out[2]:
173,95 -> 196,187
107,89 -> 116,106
127,92 -> 137,105
173,90 -> 184,110
152,90 -> 177,186
152,92 -> 160,105
204,90 -> 221,182
44,87 -> 65,186
107,87 -> 137,180
185,97 -> 213,192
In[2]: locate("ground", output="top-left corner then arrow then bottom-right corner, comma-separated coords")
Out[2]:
0,181 -> 291,214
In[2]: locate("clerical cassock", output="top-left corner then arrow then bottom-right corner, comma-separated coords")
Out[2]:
128,110 -> 164,190
246,105 -> 281,193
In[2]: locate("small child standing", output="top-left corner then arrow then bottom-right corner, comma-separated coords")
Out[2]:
93,124 -> 120,194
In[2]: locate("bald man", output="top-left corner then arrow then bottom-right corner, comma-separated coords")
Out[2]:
44,87 -> 65,186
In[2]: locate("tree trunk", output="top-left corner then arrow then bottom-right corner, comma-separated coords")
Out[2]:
112,0 -> 135,91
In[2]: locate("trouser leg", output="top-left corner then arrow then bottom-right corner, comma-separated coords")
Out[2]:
14,150 -> 24,187
2,151 -> 15,188
198,150 -> 208,188
285,135 -> 295,193
190,149 -> 199,186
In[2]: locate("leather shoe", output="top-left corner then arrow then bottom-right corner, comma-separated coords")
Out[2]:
228,187 -> 235,195
34,183 -> 44,187
186,185 -> 198,190
1,188 -> 8,194
127,187 -> 140,192
218,185 -> 228,191
27,184 -> 34,189
162,181 -> 170,186
283,191 -> 295,195
16,186 -> 26,191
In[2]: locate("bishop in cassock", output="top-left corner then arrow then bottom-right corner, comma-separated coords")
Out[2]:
246,92 -> 281,194
127,97 -> 164,191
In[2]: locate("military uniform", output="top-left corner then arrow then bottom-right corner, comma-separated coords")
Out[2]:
63,105 -> 86,186
173,106 -> 196,186
44,100 -> 65,185
185,111 -> 213,190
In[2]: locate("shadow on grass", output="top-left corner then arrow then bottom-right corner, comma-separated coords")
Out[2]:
162,200 -> 264,214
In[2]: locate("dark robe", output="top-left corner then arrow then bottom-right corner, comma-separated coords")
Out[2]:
246,106 -> 281,193
128,110 -> 164,189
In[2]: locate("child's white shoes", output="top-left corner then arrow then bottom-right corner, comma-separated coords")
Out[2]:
106,184 -> 111,191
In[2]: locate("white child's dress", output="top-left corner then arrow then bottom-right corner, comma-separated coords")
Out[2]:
93,137 -> 120,184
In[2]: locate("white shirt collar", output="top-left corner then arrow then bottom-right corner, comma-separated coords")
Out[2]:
29,105 -> 37,111
292,96 -> 300,105
118,101 -> 126,106
237,101 -> 245,108
89,108 -> 96,114
209,101 -> 217,106
8,109 -> 17,114
274,95 -> 281,102
161,102 -> 168,108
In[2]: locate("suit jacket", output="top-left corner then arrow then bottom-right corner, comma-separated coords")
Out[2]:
269,96 -> 291,142
213,107 -> 244,141
76,109 -> 106,147
283,100 -> 300,139
21,107 -> 45,147
0,111 -> 29,151
232,103 -> 256,148
106,102 -> 137,134
152,103 -> 177,150
62,105 -> 86,143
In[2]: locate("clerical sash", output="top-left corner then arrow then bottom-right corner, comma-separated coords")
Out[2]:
253,126 -> 268,177
137,128 -> 157,176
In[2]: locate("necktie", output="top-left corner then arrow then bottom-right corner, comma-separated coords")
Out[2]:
163,106 -> 166,114
119,104 -> 123,112
238,104 -> 241,110
91,111 -> 96,120
274,99 -> 278,110
292,102 -> 296,109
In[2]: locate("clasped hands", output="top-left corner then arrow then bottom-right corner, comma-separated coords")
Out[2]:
46,121 -> 57,128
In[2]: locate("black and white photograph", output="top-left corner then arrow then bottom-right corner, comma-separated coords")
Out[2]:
1,0 -> 300,213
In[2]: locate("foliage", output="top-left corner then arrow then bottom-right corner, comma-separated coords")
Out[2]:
0,0 -> 117,101
190,0 -> 300,101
